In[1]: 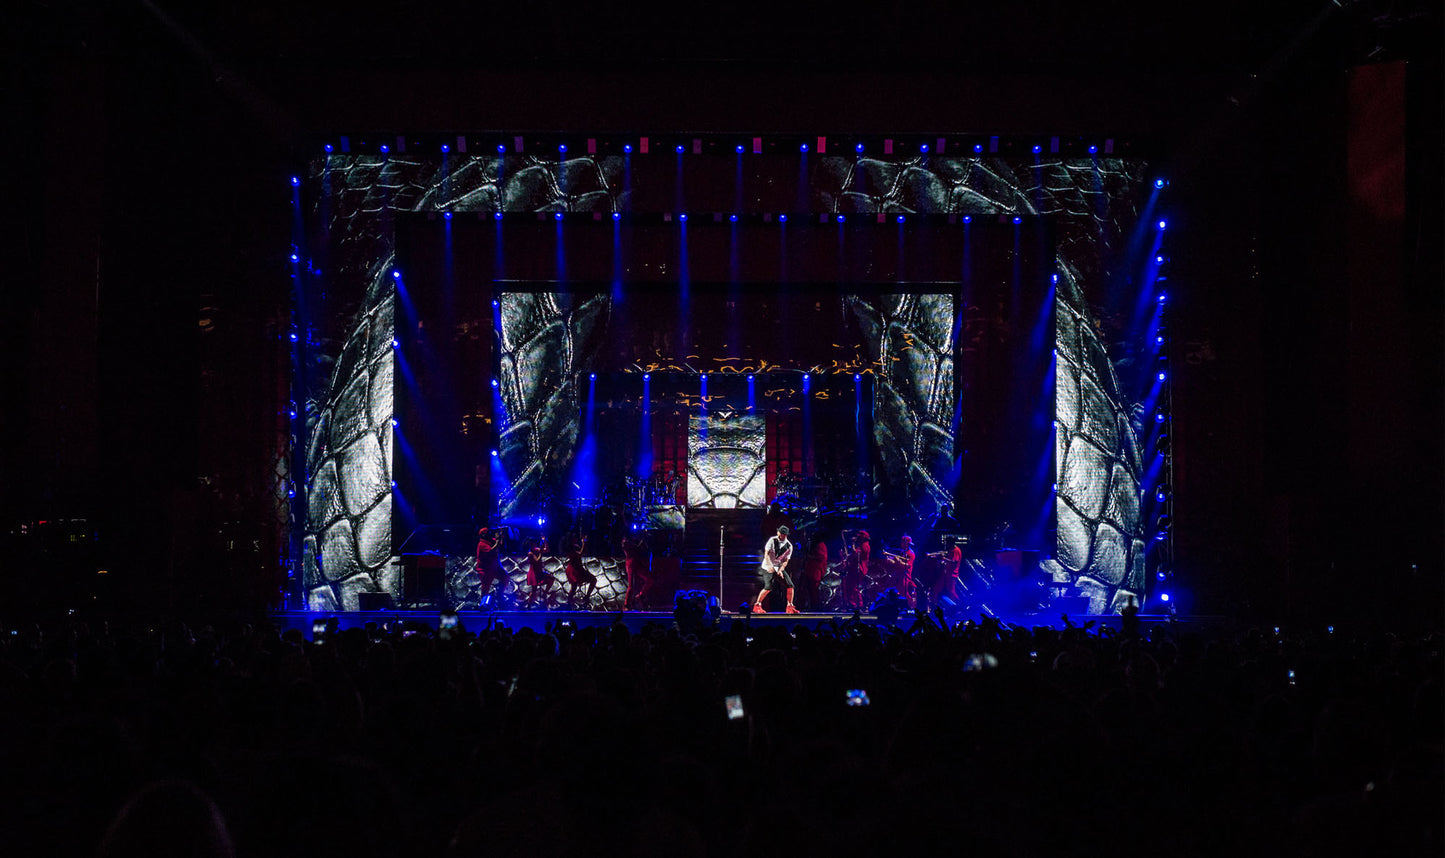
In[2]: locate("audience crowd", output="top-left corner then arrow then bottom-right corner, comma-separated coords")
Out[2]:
0,609 -> 1438,857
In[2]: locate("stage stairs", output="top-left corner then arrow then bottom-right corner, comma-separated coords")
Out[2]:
676,508 -> 771,609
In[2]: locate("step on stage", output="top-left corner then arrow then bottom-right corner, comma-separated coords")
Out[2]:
270,609 -> 1202,637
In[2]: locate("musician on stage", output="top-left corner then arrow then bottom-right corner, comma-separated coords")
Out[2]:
752,525 -> 799,614
884,535 -> 917,608
801,534 -> 828,612
475,526 -> 507,599
522,537 -> 555,608
928,536 -> 964,609
564,534 -> 597,609
621,534 -> 650,611
843,530 -> 870,611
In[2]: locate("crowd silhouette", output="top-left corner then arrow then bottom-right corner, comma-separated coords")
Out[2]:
0,610 -> 1438,857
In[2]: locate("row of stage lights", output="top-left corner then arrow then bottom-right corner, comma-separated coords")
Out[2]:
313,134 -> 1141,158
1148,202 -> 1175,608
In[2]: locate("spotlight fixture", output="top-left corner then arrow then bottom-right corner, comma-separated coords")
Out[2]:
380,144 -> 389,153
836,214 -> 845,223
973,144 -> 983,153
290,176 -> 299,187
444,212 -> 452,220
1158,220 -> 1167,230
920,143 -> 929,152
491,449 -> 498,457
1157,371 -> 1167,382
391,338 -> 400,349
729,214 -> 738,222
390,418 -> 398,428
324,144 -> 334,153
494,211 -> 502,220
289,253 -> 299,262
589,373 -> 596,380
391,269 -> 401,279
1032,144 -> 1041,153
855,142 -> 864,153
612,212 -> 620,220
897,215 -> 905,223
854,374 -> 861,381
497,144 -> 506,153
1013,216 -> 1022,224
778,214 -> 787,223
736,144 -> 744,153
441,143 -> 449,153
800,143 -> 808,152
623,143 -> 632,153
491,299 -> 499,307
962,215 -> 971,224
1088,144 -> 1098,154
675,144 -> 684,153
679,213 -> 688,221
555,212 -> 564,220
643,373 -> 650,380
1155,178 -> 1166,189
490,378 -> 499,388
558,143 -> 567,153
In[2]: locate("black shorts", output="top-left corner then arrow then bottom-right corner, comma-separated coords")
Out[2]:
762,566 -> 794,590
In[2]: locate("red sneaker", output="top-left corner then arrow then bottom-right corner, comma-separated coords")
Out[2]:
751,603 -> 765,614
785,604 -> 801,614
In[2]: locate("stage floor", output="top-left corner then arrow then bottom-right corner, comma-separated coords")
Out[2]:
270,608 -> 1200,636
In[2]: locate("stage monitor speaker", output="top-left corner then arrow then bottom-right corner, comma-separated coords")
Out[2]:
358,592 -> 393,611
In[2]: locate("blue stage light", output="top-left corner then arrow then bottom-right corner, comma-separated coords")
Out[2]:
1157,490 -> 1167,503
643,373 -> 650,380
897,215 -> 905,223
675,144 -> 684,153
490,378 -> 499,388
855,143 -> 864,153
1157,371 -> 1167,382
537,516 -> 546,527
1155,178 -> 1166,189
962,215 -> 971,224
1155,412 -> 1166,423
444,212 -> 452,220
1160,592 -> 1171,602
290,176 -> 299,187
1032,144 -> 1041,153
391,269 -> 401,279
747,375 -> 754,381
1013,216 -> 1022,224
492,299 -> 500,308
1156,335 -> 1165,345
973,144 -> 983,153
289,253 -> 299,262
631,523 -> 640,532
836,214 -> 845,223
289,408 -> 297,419
1088,144 -> 1098,154
623,143 -> 632,153
491,449 -> 498,457
1158,219 -> 1167,230
289,332 -> 298,342
612,212 -> 620,220
729,214 -> 738,222
1157,570 -> 1168,580
854,374 -> 861,381
778,214 -> 787,222
496,144 -> 505,153
441,143 -> 449,153
679,213 -> 687,221
1156,255 -> 1164,264
390,418 -> 398,428
800,143 -> 808,152
920,143 -> 929,153
803,373 -> 810,382
391,481 -> 397,489
589,373 -> 596,380
494,211 -> 503,220
392,338 -> 399,349
324,144 -> 333,153
380,144 -> 389,153
736,144 -> 744,153
555,212 -> 563,220
558,144 -> 567,153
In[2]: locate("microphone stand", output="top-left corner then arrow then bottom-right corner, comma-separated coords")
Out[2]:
719,525 -> 725,611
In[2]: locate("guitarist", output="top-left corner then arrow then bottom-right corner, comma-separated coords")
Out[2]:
752,525 -> 799,614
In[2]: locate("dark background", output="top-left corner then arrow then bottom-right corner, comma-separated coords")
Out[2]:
3,0 -> 1440,625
